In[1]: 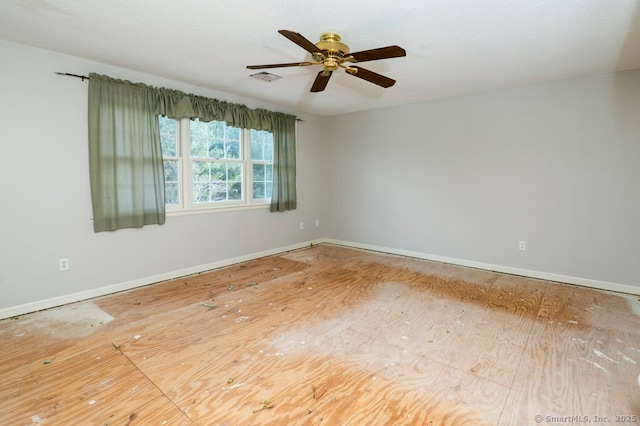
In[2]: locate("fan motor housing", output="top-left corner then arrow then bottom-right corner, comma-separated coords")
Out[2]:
315,33 -> 349,54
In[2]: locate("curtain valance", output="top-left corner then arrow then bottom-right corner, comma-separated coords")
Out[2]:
90,73 -> 295,131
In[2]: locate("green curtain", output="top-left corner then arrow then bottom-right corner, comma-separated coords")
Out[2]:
88,73 -> 297,232
88,74 -> 165,232
270,114 -> 297,212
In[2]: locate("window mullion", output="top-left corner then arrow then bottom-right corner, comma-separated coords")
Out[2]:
244,128 -> 253,204
181,118 -> 193,209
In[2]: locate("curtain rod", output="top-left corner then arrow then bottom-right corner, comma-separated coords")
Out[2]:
55,72 -> 90,81
55,71 -> 304,121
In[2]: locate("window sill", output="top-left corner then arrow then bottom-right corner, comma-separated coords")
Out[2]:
166,203 -> 270,217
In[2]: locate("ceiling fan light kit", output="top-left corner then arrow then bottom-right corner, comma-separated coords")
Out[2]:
247,30 -> 406,93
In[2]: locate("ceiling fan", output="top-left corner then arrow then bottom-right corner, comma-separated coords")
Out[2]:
247,30 -> 406,92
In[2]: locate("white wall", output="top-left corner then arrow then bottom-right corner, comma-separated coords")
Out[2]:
0,40 -> 330,315
326,69 -> 640,289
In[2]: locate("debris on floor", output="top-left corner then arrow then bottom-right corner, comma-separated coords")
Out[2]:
200,303 -> 217,310
252,399 -> 274,413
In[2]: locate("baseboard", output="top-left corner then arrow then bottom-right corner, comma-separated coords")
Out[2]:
3,237 -> 637,320
323,238 -> 640,296
0,239 -> 323,320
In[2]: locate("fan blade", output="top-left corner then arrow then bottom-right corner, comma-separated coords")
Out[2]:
247,62 -> 314,69
348,66 -> 396,88
347,45 -> 406,63
310,71 -> 332,92
278,30 -> 324,54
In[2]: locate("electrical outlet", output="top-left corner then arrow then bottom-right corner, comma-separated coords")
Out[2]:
299,222 -> 304,230
315,219 -> 320,227
59,258 -> 70,271
519,241 -> 526,251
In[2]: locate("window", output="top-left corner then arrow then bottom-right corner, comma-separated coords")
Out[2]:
159,116 -> 274,211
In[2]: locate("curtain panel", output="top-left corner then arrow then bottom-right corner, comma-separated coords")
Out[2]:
88,75 -> 166,232
88,73 -> 297,232
270,115 -> 297,212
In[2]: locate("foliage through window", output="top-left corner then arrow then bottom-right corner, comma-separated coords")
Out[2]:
159,116 -> 274,210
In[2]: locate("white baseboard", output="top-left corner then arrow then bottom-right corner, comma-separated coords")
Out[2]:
0,240 -> 323,320
2,237 -> 637,320
324,238 -> 640,296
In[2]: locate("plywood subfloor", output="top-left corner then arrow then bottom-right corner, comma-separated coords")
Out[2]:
1,244 -> 639,425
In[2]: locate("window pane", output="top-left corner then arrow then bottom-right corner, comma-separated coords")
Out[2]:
193,182 -> 210,203
253,182 -> 265,199
164,159 -> 178,181
265,144 -> 273,162
211,121 -> 224,139
164,160 -> 179,205
159,116 -> 177,156
190,119 -> 214,158
192,161 -> 210,182
192,161 -> 243,203
253,163 -> 265,180
226,141 -> 240,159
250,130 -> 273,201
251,139 -> 262,161
208,141 -> 224,159
191,119 -> 242,161
191,134 -> 208,158
210,162 -> 225,181
211,182 -> 226,201
229,181 -> 242,200
252,163 -> 272,201
250,129 -> 273,161
228,163 -> 242,181
165,182 -> 179,205
225,125 -> 240,141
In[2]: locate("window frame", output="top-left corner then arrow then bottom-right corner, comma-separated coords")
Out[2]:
160,116 -> 274,214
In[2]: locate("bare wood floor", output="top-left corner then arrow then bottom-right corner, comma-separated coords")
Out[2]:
1,244 -> 640,425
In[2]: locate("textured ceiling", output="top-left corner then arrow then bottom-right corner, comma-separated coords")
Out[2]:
1,0 -> 639,116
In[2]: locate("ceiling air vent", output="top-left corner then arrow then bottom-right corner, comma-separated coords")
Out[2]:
250,71 -> 282,82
